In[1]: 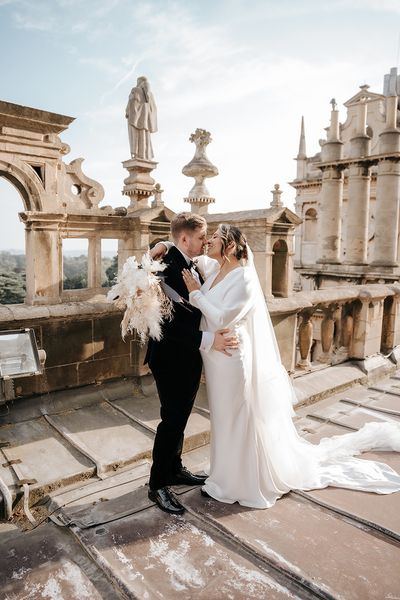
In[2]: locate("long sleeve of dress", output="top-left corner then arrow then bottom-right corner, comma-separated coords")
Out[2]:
195,255 -> 219,280
189,268 -> 254,331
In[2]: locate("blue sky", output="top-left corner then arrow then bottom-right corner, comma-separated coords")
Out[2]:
1,0 -> 399,250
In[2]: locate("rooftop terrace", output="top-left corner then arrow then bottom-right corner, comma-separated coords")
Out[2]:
1,366 -> 399,599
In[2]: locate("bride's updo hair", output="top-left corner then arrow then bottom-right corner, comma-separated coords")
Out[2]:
218,224 -> 248,261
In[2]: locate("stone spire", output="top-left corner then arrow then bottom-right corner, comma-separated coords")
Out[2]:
182,128 -> 218,215
296,116 -> 307,179
297,116 -> 306,159
270,184 -> 283,208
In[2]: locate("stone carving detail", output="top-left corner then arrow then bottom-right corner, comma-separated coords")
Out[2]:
182,128 -> 218,214
62,158 -> 105,209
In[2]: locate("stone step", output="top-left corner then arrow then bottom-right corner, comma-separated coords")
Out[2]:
0,521 -> 122,599
0,417 -> 94,496
306,396 -> 400,430
184,488 -> 400,600
68,492 -> 306,599
293,362 -> 366,406
45,445 -> 209,525
42,402 -> 154,477
46,460 -> 151,518
0,382 -> 210,517
106,393 -> 211,453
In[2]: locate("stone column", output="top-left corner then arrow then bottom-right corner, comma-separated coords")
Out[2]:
345,100 -> 371,265
371,95 -> 400,266
352,297 -> 384,359
118,225 -> 150,274
386,284 -> 400,364
317,107 -> 344,264
88,237 -> 102,288
22,215 -> 63,305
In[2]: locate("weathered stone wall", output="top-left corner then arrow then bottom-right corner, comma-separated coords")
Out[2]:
0,302 -> 149,398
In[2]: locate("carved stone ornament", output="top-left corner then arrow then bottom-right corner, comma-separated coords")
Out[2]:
182,128 -> 218,213
61,158 -> 105,209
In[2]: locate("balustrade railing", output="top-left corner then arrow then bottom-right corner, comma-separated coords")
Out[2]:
268,283 -> 400,376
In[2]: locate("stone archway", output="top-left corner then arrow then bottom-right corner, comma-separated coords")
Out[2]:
0,176 -> 28,304
0,158 -> 44,212
272,239 -> 288,297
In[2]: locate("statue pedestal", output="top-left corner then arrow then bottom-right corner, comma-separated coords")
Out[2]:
122,157 -> 158,212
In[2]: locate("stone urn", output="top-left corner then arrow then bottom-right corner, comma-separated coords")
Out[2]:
182,128 -> 218,214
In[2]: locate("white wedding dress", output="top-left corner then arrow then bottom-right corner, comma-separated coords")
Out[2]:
188,252 -> 400,509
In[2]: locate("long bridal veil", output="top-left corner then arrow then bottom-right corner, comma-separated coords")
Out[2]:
245,245 -> 400,496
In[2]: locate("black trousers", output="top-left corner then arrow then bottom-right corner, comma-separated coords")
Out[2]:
148,352 -> 202,490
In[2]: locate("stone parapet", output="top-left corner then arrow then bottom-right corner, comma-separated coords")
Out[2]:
267,284 -> 399,377
1,282 -> 399,399
0,300 -> 146,398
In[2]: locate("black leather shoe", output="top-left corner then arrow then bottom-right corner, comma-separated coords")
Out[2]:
200,487 -> 212,498
148,487 -> 185,515
171,467 -> 207,486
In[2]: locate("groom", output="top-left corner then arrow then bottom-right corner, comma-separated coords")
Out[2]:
145,212 -> 236,515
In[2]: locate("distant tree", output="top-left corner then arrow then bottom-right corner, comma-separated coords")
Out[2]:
63,255 -> 88,289
103,255 -> 118,287
0,271 -> 26,304
0,251 -> 26,272
63,274 -> 87,289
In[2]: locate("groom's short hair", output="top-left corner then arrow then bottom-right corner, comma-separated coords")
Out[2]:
170,212 -> 207,241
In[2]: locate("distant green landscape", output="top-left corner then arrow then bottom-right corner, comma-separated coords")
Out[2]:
0,251 -> 118,304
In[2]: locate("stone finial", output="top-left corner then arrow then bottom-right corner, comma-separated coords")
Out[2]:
327,101 -> 340,142
151,183 -> 164,208
182,128 -> 218,215
270,184 -> 283,208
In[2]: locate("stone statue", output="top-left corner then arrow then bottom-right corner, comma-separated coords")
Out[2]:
125,76 -> 157,161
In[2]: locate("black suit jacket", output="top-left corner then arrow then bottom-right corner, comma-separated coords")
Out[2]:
145,246 -> 203,366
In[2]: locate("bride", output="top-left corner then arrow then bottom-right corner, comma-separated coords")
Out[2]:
155,224 -> 400,508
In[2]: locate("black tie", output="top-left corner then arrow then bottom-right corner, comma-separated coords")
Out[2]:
188,261 -> 204,285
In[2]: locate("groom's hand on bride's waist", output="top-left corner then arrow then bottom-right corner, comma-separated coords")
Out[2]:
212,329 -> 239,356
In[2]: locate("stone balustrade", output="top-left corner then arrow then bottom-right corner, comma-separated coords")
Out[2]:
1,282 -> 399,399
268,283 -> 400,379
